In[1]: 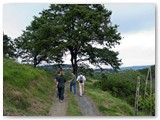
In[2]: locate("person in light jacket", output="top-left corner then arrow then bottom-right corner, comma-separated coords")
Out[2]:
77,73 -> 86,97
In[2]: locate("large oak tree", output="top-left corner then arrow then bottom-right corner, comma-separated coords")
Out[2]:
15,4 -> 122,75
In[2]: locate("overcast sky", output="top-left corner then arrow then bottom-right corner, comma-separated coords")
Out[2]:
3,3 -> 155,67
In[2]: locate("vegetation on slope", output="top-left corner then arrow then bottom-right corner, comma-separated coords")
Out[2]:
3,58 -> 54,116
85,81 -> 134,116
88,68 -> 155,116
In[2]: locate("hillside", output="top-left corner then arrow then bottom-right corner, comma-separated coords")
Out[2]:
3,58 -> 152,116
85,81 -> 134,116
3,58 -> 54,116
120,65 -> 152,71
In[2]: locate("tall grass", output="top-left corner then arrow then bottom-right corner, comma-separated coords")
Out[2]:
3,58 -> 54,116
85,82 -> 134,116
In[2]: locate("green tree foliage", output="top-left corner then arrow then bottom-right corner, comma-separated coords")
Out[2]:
15,4 -> 122,73
15,15 -> 64,67
3,34 -> 16,59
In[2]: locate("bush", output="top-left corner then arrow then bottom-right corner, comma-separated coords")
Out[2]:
94,70 -> 146,106
139,94 -> 155,115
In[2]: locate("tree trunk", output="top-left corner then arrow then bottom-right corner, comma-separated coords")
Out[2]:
34,56 -> 37,68
33,55 -> 47,68
70,49 -> 78,77
74,57 -> 78,77
71,61 -> 78,77
34,63 -> 37,68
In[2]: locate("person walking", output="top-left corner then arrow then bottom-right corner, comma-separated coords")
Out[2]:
56,71 -> 66,103
77,72 -> 86,97
69,72 -> 76,94
54,71 -> 60,97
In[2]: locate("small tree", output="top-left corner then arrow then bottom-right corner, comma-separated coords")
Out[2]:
3,33 -> 16,59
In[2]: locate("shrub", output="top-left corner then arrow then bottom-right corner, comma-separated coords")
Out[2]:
95,70 -> 146,106
139,94 -> 155,115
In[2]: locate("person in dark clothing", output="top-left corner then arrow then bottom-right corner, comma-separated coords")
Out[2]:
56,71 -> 66,103
54,71 -> 60,97
69,72 -> 76,94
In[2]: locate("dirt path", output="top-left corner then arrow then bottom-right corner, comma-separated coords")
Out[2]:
76,87 -> 101,116
48,87 -> 67,116
48,84 -> 100,116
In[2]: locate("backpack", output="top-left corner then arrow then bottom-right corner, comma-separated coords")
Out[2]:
79,75 -> 83,83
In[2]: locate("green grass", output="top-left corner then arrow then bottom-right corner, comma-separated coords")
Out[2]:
66,84 -> 82,116
3,58 -> 54,116
85,82 -> 134,116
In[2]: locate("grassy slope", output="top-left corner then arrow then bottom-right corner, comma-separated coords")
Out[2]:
85,80 -> 134,116
3,58 -> 136,116
3,58 -> 54,116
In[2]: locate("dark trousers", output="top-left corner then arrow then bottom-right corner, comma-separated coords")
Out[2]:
70,82 -> 76,94
58,85 -> 65,100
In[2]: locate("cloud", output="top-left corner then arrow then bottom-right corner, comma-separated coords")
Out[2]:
113,29 -> 155,66
3,3 -> 50,39
105,3 -> 155,33
3,6 -> 24,39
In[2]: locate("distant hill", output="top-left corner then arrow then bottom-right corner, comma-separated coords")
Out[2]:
39,64 -> 154,73
120,65 -> 152,71
94,65 -> 153,73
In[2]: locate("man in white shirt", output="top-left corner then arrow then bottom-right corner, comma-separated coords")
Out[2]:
77,73 -> 86,97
